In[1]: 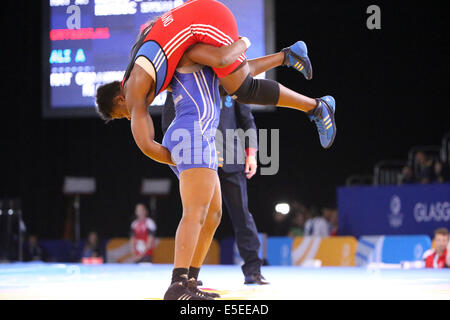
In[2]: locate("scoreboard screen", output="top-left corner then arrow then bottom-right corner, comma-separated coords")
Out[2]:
42,0 -> 275,118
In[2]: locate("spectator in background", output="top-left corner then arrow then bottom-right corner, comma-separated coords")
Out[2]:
434,160 -> 450,183
290,201 -> 308,217
130,203 -> 157,263
443,159 -> 450,182
415,152 -> 434,184
288,212 -> 305,237
434,162 -> 444,183
323,207 -> 338,236
272,211 -> 290,236
287,201 -> 308,237
23,234 -> 45,262
304,206 -> 330,237
81,231 -> 104,260
399,165 -> 415,185
423,228 -> 449,269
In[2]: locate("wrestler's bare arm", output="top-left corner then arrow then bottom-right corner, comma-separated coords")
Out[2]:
127,65 -> 175,165
184,38 -> 248,68
185,39 -> 285,77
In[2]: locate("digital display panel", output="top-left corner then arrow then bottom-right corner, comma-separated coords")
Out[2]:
43,0 -> 274,117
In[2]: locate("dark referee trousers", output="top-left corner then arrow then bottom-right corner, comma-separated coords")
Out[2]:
162,92 -> 263,278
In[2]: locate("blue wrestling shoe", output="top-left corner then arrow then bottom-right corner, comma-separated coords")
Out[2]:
309,96 -> 337,149
282,41 -> 313,80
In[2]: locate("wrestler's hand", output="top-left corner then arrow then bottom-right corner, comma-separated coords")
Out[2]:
245,155 -> 257,179
238,36 -> 251,50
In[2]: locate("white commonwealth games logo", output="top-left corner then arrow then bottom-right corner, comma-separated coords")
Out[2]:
388,195 -> 404,228
414,243 -> 424,260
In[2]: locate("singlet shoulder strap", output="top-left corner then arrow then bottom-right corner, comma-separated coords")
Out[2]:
122,40 -> 167,95
121,27 -> 152,87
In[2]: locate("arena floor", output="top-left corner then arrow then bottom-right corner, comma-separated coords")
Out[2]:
0,263 -> 449,300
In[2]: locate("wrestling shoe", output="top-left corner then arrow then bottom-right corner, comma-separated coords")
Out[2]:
163,281 -> 214,300
244,273 -> 270,285
309,96 -> 337,149
282,41 -> 313,80
187,278 -> 221,299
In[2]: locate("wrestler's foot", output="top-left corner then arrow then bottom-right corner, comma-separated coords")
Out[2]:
163,281 -> 214,300
282,41 -> 313,80
187,278 -> 221,299
309,96 -> 337,149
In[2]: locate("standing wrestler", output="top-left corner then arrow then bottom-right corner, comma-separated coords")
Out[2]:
163,92 -> 268,286
159,39 -> 283,299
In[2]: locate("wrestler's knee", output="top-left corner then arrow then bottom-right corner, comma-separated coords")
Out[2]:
182,205 -> 209,226
231,74 -> 280,105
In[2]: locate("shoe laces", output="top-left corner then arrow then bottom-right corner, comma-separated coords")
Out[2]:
187,278 -> 208,298
314,116 -> 326,135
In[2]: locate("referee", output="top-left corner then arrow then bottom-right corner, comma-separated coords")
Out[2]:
162,91 -> 268,285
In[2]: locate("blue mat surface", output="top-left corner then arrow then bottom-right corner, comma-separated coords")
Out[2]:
1,263 -> 449,300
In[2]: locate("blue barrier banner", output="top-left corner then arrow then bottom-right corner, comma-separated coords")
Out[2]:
38,240 -> 107,263
356,235 -> 432,265
381,235 -> 431,263
266,237 -> 292,266
338,184 -> 450,238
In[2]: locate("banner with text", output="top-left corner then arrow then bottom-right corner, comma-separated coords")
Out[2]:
338,184 -> 450,238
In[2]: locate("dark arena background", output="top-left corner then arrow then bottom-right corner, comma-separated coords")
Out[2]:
1,0 -> 449,303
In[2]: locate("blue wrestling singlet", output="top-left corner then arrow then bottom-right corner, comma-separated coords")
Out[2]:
162,65 -> 221,177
